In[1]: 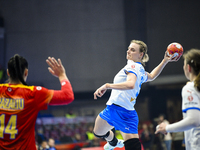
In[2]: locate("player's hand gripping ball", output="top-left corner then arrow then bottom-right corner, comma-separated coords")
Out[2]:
167,42 -> 183,60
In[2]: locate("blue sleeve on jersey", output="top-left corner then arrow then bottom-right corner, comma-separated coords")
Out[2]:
182,107 -> 200,113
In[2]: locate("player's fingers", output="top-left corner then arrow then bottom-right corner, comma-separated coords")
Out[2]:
46,61 -> 55,71
97,92 -> 102,97
58,58 -> 63,66
164,51 -> 168,57
175,56 -> 181,61
51,57 -> 59,67
155,129 -> 164,134
169,54 -> 178,62
155,125 -> 159,134
169,54 -> 175,60
46,59 -> 50,65
48,67 -> 55,75
94,93 -> 97,99
172,56 -> 179,62
46,58 -> 52,66
55,58 -> 60,67
101,90 -> 106,96
47,57 -> 56,68
49,57 -> 57,68
155,130 -> 159,134
94,90 -> 99,98
94,92 -> 99,99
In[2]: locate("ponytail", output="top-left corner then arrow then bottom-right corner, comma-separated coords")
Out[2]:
142,53 -> 149,63
7,54 -> 28,85
14,54 -> 27,85
194,72 -> 200,91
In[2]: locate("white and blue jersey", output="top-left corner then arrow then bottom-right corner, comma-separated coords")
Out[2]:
106,60 -> 148,110
182,82 -> 200,150
99,60 -> 148,133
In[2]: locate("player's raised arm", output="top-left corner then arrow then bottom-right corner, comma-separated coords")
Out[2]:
46,57 -> 74,105
146,51 -> 171,82
46,57 -> 69,81
146,43 -> 183,82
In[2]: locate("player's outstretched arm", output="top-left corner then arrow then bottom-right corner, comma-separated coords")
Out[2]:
146,51 -> 178,82
155,109 -> 200,134
46,57 -> 74,105
94,73 -> 137,99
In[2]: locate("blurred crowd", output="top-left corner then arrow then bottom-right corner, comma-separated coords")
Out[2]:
35,122 -> 103,150
35,114 -> 186,150
138,114 -> 185,150
36,123 -> 88,144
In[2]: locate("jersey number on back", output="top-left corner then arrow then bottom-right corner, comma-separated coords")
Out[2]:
0,114 -> 18,139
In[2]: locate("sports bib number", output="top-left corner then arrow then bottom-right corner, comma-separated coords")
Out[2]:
0,114 -> 18,139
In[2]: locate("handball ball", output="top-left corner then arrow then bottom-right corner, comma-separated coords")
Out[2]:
167,42 -> 183,59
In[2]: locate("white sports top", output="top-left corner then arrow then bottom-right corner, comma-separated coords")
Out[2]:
166,82 -> 200,150
106,60 -> 148,110
182,82 -> 200,150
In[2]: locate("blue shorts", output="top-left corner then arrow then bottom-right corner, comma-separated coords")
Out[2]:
99,104 -> 139,134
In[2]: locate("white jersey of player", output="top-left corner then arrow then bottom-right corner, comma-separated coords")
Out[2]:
106,60 -> 148,110
182,82 -> 200,150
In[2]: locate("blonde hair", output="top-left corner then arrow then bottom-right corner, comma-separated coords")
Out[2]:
131,40 -> 149,66
183,49 -> 200,91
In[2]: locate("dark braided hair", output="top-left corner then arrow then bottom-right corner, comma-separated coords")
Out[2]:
7,54 -> 28,85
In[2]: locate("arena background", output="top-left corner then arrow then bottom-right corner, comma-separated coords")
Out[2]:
0,0 -> 200,124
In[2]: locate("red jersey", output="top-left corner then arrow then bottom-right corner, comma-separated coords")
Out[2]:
0,83 -> 54,150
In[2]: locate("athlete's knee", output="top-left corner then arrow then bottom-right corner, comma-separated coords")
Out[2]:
124,138 -> 141,150
93,131 -> 110,139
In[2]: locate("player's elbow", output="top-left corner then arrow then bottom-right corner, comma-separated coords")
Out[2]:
69,93 -> 74,102
60,91 -> 74,105
191,122 -> 200,128
194,122 -> 200,127
127,83 -> 135,89
148,75 -> 156,82
193,120 -> 200,127
66,92 -> 74,104
190,117 -> 200,127
129,85 -> 135,89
